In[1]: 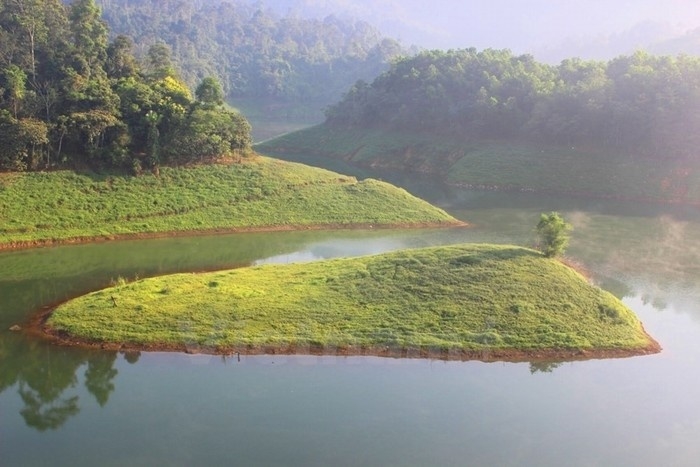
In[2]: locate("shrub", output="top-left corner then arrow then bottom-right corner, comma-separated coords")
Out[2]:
536,212 -> 572,257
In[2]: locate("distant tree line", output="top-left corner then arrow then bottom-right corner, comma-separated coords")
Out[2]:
0,0 -> 251,172
94,0 -> 404,107
326,48 -> 700,160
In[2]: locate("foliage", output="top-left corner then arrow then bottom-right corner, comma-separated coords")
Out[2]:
95,0 -> 404,107
46,244 -> 656,356
325,48 -> 700,160
536,212 -> 572,257
0,114 -> 49,170
195,77 -> 224,108
0,155 -> 459,248
0,0 -> 252,172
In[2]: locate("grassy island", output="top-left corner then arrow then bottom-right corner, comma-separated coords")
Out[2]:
44,244 -> 659,361
0,155 -> 461,250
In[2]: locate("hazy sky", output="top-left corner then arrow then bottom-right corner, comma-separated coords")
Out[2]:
265,0 -> 700,60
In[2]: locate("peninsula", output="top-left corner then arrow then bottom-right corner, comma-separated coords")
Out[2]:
0,155 -> 462,250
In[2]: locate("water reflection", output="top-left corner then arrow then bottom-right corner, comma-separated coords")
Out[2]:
3,180 -> 700,454
0,228 -> 462,432
1,337 -> 119,431
595,275 -> 635,301
529,361 -> 563,374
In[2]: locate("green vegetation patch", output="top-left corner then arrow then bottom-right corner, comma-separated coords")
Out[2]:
46,244 -> 658,358
0,155 -> 459,248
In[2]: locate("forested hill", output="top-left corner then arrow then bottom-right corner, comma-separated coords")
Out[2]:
94,0 -> 404,106
0,0 -> 251,172
325,49 -> 700,160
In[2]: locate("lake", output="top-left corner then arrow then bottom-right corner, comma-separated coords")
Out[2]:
2,175 -> 700,466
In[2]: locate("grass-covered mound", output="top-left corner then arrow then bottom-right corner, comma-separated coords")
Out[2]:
258,125 -> 700,204
44,244 -> 659,360
0,155 -> 461,249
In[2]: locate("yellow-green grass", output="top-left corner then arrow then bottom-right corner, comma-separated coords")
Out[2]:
0,155 -> 460,249
258,125 -> 700,203
45,244 -> 659,360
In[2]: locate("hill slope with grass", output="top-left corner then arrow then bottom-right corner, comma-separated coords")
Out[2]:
0,155 -> 460,250
44,244 -> 659,360
258,125 -> 700,203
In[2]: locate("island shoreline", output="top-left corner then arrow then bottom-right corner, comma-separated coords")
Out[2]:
33,323 -> 662,363
23,243 -> 662,364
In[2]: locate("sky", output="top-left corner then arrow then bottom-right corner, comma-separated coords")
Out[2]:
264,0 -> 700,61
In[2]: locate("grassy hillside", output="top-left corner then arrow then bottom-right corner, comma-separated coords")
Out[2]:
0,155 -> 460,249
45,244 -> 659,360
258,125 -> 700,204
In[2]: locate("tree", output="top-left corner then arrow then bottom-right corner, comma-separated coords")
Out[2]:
165,108 -> 251,163
3,64 -> 27,117
144,109 -> 161,167
195,76 -> 224,108
146,42 -> 176,80
105,35 -> 139,79
0,114 -> 49,170
69,0 -> 109,78
536,212 -> 572,258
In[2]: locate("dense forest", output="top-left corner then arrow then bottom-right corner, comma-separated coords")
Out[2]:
0,0 -> 251,172
6,0 -> 700,173
94,0 -> 403,106
326,49 -> 700,160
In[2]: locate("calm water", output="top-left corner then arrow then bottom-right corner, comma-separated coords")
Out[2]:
2,179 -> 700,466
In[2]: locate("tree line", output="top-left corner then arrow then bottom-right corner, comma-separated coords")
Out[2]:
326,48 -> 700,160
0,0 -> 251,172
95,0 -> 404,107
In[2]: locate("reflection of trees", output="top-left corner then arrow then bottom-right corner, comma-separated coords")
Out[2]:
529,361 -> 562,374
0,337 -> 18,393
596,276 -> 634,301
641,293 -> 669,312
19,386 -> 80,432
123,350 -> 141,364
0,338 -> 119,431
84,353 -> 118,406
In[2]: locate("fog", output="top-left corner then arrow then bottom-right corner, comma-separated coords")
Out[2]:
265,0 -> 700,61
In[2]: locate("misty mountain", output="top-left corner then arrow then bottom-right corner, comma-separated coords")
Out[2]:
535,21 -> 682,63
651,28 -> 700,56
264,0 -> 700,63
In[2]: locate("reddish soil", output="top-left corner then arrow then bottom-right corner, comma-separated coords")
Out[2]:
35,328 -> 663,363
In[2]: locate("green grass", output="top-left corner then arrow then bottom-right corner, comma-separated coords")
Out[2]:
46,244 -> 657,358
0,155 -> 460,248
258,125 -> 700,203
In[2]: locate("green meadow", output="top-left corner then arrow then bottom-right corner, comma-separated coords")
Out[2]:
46,244 -> 658,358
0,155 -> 460,249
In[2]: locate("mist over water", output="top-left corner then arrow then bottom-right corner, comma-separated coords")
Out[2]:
3,182 -> 700,465
3,1 -> 700,464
